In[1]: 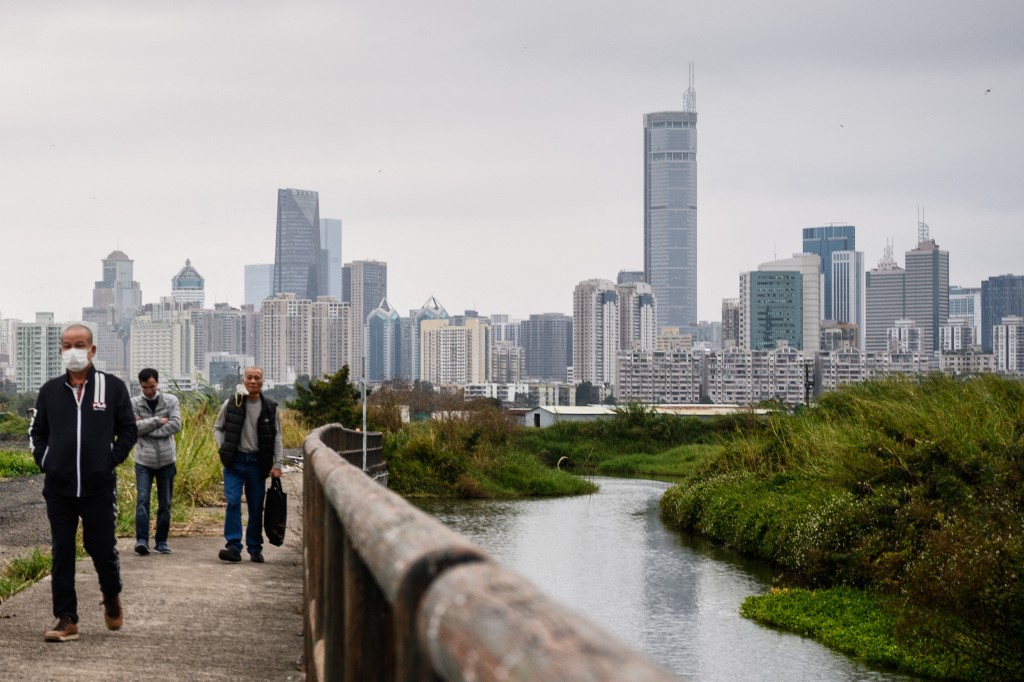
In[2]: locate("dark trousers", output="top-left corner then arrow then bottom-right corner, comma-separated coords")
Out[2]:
44,487 -> 122,622
135,462 -> 176,544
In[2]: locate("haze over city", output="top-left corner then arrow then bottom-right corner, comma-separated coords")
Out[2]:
1,1 -> 1021,323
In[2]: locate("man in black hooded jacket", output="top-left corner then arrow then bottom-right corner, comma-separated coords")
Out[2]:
29,324 -> 137,642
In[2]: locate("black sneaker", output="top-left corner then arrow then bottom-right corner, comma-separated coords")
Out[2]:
154,542 -> 172,554
250,550 -> 265,563
218,547 -> 242,563
134,542 -> 149,556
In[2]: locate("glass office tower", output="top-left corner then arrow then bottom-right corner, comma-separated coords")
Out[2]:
802,225 -> 855,321
273,188 -> 322,300
644,64 -> 698,333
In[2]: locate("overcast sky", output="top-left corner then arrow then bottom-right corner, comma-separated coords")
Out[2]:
2,1 -> 1021,325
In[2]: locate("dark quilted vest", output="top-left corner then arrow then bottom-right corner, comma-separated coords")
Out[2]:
218,395 -> 278,478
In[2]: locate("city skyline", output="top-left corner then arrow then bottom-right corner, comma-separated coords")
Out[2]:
2,2 -> 1022,324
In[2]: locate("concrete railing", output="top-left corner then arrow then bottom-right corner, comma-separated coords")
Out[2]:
303,424 -> 680,681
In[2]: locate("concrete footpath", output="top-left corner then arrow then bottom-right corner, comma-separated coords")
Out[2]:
0,469 -> 306,681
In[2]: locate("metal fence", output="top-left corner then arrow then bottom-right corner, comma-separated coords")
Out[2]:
303,423 -> 680,681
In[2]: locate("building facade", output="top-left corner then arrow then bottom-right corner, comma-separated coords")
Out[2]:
520,313 -> 572,382
319,218 -> 343,301
865,244 -> 906,353
980,275 -> 1024,353
170,259 -> 205,308
904,226 -> 949,354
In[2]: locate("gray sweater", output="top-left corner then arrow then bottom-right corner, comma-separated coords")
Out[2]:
131,391 -> 182,468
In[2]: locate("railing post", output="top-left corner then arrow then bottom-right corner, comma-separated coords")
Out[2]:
342,532 -> 393,680
322,497 -> 346,679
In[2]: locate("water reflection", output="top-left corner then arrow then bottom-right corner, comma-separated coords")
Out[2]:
415,477 -> 919,681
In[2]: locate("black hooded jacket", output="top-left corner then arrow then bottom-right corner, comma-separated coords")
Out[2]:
29,365 -> 138,498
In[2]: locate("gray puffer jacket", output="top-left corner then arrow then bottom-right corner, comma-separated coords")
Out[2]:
131,391 -> 182,468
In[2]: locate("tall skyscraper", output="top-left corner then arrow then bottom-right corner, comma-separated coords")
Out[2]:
980,275 -> 1024,352
573,279 -> 619,387
273,188 -> 323,300
739,270 -> 804,351
319,218 -> 343,301
520,313 -> 572,382
865,244 -> 906,353
802,225 -> 855,321
170,259 -> 205,308
904,221 -> 949,354
82,250 -> 142,377
644,63 -> 698,333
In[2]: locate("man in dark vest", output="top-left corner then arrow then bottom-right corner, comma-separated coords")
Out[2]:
213,366 -> 283,563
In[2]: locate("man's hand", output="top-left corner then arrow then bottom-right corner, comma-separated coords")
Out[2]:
270,467 -> 283,479
159,417 -> 169,424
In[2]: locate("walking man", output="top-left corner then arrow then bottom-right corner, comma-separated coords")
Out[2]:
213,366 -> 283,564
131,368 -> 181,555
30,323 -> 137,642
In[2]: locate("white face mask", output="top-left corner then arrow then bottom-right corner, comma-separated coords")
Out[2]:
61,348 -> 91,372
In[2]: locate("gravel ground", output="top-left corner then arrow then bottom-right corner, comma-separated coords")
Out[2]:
0,473 -> 51,565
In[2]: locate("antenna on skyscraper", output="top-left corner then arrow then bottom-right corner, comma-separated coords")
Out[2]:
684,61 -> 696,112
917,206 -> 930,244
878,239 -> 898,269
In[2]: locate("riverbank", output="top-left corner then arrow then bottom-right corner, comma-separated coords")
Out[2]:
659,375 -> 1024,681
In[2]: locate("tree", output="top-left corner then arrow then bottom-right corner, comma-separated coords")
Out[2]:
575,381 -> 597,406
286,366 -> 361,429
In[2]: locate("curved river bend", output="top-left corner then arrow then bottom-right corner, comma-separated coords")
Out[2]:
416,477 -> 918,681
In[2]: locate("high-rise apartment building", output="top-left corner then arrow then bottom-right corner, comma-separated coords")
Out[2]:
0,314 -> 18,385
616,281 -> 657,352
573,279 -> 619,387
130,312 -> 193,384
15,313 -> 63,393
802,225 -> 855,321
904,223 -> 949,354
258,292 -> 352,384
520,313 -> 572,382
721,298 -> 740,348
273,188 -> 323,301
831,250 -> 866,349
348,261 -> 388,378
865,244 -> 906,353
644,65 -> 698,333
319,218 -> 343,301
980,275 -> 1024,353
491,342 -> 525,384
244,264 -> 274,309
993,316 -> 1024,374
418,318 -> 490,386
409,296 -> 448,382
170,259 -> 205,308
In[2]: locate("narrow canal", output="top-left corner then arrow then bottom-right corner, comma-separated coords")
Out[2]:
416,477 -> 918,681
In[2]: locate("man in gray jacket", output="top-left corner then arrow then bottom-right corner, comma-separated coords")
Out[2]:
131,368 -> 182,555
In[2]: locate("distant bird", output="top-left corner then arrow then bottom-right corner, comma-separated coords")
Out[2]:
378,168 -> 383,173
985,88 -> 992,94
840,123 -> 845,128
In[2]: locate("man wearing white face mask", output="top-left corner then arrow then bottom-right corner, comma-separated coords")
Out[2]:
29,323 -> 137,642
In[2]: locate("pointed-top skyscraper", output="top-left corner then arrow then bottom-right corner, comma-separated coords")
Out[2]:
644,62 -> 698,333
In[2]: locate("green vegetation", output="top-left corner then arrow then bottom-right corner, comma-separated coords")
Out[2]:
0,547 -> 52,604
0,412 -> 29,437
385,409 -> 596,498
0,449 -> 36,478
661,374 -> 1024,681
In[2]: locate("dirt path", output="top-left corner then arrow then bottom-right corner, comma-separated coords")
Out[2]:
0,473 -> 51,566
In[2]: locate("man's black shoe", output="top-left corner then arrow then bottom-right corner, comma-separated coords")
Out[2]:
218,548 -> 242,563
250,550 -> 265,563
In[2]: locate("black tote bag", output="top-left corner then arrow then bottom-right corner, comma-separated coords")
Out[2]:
264,477 -> 287,546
